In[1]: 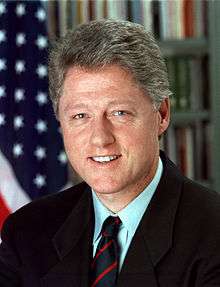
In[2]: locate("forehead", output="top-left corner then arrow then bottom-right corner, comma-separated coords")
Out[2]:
63,64 -> 137,90
60,64 -> 151,110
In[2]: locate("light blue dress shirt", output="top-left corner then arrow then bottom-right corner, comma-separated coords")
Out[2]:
92,157 -> 163,271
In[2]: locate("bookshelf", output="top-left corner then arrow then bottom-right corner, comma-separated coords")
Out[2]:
50,0 -> 220,192
208,1 -> 220,192
159,38 -> 208,57
161,1 -> 220,191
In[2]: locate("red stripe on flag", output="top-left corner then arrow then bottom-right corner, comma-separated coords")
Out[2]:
0,194 -> 11,230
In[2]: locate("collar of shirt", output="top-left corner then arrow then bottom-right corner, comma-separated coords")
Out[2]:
92,157 -> 163,245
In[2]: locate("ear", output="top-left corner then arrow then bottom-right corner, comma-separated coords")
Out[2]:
158,98 -> 170,136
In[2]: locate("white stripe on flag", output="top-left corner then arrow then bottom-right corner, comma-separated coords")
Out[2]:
0,150 -> 30,213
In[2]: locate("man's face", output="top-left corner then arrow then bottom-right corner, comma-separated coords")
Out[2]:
59,65 -> 169,198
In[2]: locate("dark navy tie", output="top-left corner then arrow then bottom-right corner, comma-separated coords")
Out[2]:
90,216 -> 121,287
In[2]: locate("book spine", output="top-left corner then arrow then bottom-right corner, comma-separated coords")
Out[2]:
183,0 -> 194,37
58,0 -> 68,36
131,0 -> 142,24
81,0 -> 89,23
94,0 -> 105,20
166,126 -> 177,164
166,57 -> 178,110
189,57 -> 202,111
141,0 -> 153,31
159,0 -> 169,40
176,58 -> 190,111
152,0 -> 160,38
107,0 -> 127,20
185,126 -> 195,179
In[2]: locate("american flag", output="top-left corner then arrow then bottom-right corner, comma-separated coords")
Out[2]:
0,1 -> 68,229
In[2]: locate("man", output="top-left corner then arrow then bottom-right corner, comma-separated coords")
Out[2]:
0,19 -> 220,287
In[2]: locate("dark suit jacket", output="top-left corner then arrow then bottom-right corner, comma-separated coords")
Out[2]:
0,152 -> 220,287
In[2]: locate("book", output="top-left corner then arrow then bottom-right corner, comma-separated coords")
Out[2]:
164,126 -> 177,165
58,0 -> 68,36
185,126 -> 195,179
94,0 -> 105,20
176,58 -> 190,111
159,0 -> 169,40
166,57 -> 178,110
131,0 -> 142,25
183,0 -> 194,38
202,122 -> 212,180
141,0 -> 153,31
175,126 -> 195,179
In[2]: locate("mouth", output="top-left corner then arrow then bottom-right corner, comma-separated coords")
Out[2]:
89,155 -> 121,164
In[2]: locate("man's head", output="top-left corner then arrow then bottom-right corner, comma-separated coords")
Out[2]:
48,20 -> 171,209
48,19 -> 172,116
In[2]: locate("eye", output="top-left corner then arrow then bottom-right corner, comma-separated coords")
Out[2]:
72,113 -> 87,119
113,110 -> 127,116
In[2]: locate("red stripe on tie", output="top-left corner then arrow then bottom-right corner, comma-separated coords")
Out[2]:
91,239 -> 114,268
91,261 -> 117,287
114,217 -> 120,225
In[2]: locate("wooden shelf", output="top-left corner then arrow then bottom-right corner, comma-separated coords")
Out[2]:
159,38 -> 209,57
171,110 -> 210,125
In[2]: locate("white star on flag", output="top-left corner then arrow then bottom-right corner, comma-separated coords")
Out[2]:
33,174 -> 46,188
0,2 -> 6,15
35,119 -> 47,133
36,91 -> 48,106
13,143 -> 24,158
16,3 -> 26,17
14,116 -> 24,130
36,64 -> 47,78
0,30 -> 6,43
35,35 -> 47,49
58,151 -> 68,165
35,8 -> 46,22
14,88 -> 25,102
0,113 -> 6,126
0,58 -> 6,71
15,60 -> 26,74
16,33 -> 26,46
0,86 -> 6,98
34,146 -> 46,160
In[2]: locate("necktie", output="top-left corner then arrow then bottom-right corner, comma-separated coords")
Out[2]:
90,216 -> 121,287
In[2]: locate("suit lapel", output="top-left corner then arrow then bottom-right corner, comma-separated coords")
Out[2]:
142,155 -> 183,267
117,229 -> 158,287
118,154 -> 183,287
41,186 -> 94,287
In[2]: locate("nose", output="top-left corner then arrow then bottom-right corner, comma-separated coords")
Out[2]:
90,117 -> 115,148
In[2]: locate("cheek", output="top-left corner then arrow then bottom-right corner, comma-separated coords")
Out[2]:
62,128 -> 84,157
126,126 -> 159,160
129,123 -> 158,146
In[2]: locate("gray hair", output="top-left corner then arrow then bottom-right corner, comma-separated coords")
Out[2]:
48,19 -> 172,115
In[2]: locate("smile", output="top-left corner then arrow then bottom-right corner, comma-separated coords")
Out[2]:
91,155 -> 120,163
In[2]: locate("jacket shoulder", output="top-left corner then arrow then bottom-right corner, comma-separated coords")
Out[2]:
160,151 -> 220,233
161,151 -> 220,217
181,177 -> 220,222
1,181 -> 90,239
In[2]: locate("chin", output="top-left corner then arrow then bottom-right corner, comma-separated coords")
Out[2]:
88,178 -> 123,195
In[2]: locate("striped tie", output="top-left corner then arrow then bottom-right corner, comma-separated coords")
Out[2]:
90,216 -> 121,287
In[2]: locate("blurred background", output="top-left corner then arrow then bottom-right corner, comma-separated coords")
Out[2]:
0,0 -> 219,230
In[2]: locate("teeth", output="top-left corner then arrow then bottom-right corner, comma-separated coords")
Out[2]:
92,155 -> 118,163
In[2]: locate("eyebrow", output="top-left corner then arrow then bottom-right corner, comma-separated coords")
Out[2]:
63,103 -> 89,113
107,100 -> 136,106
63,100 -> 136,113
